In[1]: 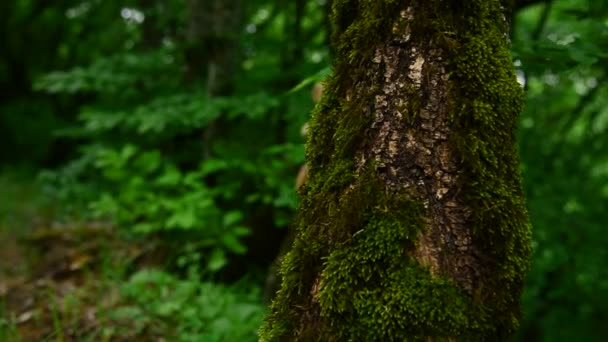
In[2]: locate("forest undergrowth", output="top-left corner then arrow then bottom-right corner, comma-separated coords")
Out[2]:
0,172 -> 265,342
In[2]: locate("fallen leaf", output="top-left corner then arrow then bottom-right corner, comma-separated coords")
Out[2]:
17,310 -> 34,323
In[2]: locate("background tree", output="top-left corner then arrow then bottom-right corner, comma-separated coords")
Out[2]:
261,1 -> 531,340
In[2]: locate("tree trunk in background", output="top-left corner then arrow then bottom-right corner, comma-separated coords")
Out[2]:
323,0 -> 334,56
186,0 -> 242,96
139,0 -> 162,50
260,1 -> 531,341
185,0 -> 242,160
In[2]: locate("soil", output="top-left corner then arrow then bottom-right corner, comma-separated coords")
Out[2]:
0,220 -> 162,341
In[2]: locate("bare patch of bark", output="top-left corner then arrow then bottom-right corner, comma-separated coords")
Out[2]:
351,5 -> 486,295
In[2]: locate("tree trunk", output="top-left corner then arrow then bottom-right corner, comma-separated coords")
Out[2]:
260,1 -> 531,341
185,0 -> 242,160
139,0 -> 162,49
185,0 -> 241,96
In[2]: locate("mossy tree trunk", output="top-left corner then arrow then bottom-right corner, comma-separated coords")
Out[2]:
260,1 -> 531,341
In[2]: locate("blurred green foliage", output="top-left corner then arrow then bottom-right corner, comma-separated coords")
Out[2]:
513,2 -> 608,340
113,269 -> 265,341
0,0 -> 607,340
27,0 -> 324,275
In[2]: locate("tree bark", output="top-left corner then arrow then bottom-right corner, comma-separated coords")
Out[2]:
139,0 -> 162,49
260,1 -> 531,341
184,0 -> 242,160
185,0 -> 241,96
515,0 -> 549,10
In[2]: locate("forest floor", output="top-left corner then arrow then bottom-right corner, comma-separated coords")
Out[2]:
0,173 -> 166,341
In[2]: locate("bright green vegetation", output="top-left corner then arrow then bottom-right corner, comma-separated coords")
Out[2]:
0,0 -> 607,341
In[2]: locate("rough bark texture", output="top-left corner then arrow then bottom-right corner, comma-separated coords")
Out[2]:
260,1 -> 531,341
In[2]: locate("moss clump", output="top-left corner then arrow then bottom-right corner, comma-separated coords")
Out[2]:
260,1 -> 531,341
446,2 -> 532,337
317,195 -> 484,341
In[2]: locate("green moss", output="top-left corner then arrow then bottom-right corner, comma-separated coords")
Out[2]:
260,1 -> 531,341
446,2 -> 532,337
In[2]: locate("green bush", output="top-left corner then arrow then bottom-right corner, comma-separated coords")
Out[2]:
113,268 -> 265,341
35,46 -> 310,272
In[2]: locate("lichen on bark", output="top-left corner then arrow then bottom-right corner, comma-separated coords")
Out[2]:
259,1 -> 531,341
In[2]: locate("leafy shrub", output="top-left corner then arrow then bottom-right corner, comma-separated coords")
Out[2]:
35,47 -> 309,272
112,268 -> 265,341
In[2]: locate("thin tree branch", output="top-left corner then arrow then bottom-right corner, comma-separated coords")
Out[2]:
515,0 -> 550,11
531,0 -> 553,41
521,0 -> 553,92
558,73 -> 607,137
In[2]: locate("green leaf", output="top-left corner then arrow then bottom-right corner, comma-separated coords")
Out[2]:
132,222 -> 157,234
288,67 -> 330,94
94,148 -> 119,169
222,234 -> 247,254
154,301 -> 181,317
156,165 -> 182,187
223,210 -> 243,227
134,150 -> 162,174
207,249 -> 227,271
166,208 -> 197,229
200,159 -> 229,175
89,193 -> 118,217
232,226 -> 251,237
120,144 -> 138,161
